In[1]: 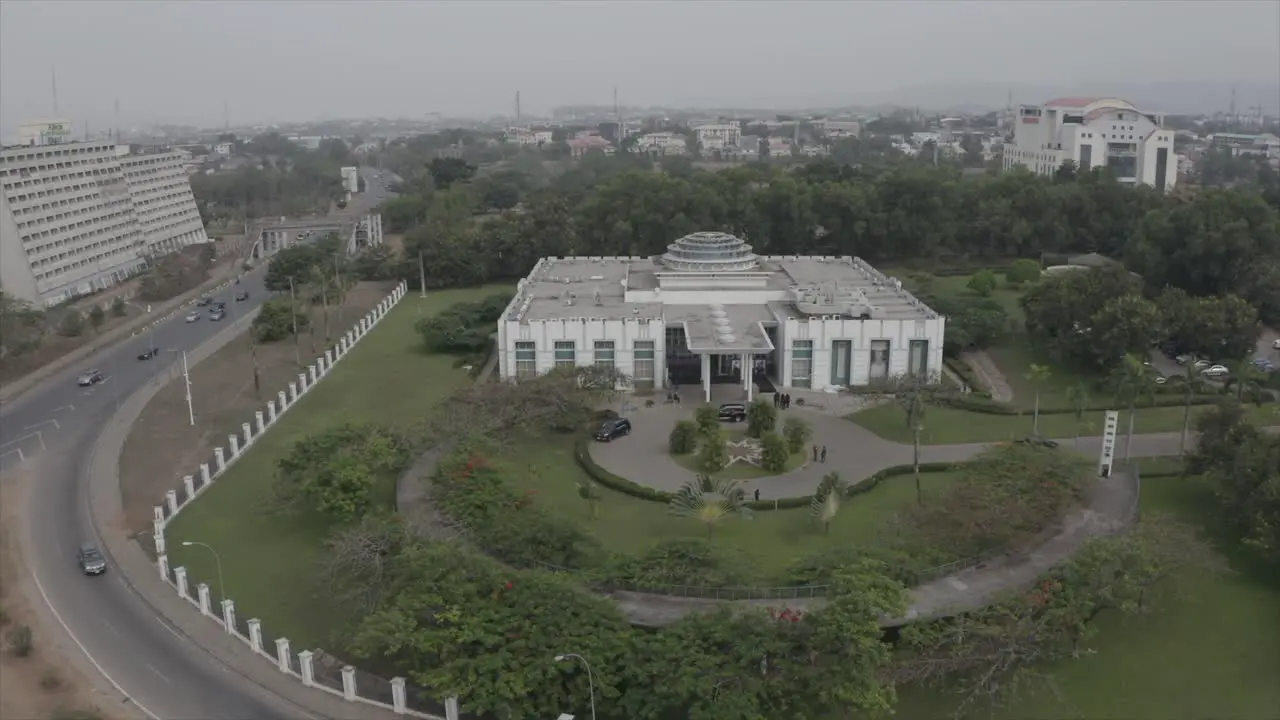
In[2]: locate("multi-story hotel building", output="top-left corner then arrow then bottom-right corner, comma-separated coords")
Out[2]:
0,141 -> 208,306
1003,97 -> 1177,191
497,232 -> 945,401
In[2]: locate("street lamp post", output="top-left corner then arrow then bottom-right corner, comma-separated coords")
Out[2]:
554,654 -> 596,720
181,540 -> 225,606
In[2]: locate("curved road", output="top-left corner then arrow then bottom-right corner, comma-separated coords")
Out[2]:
0,171 -> 393,719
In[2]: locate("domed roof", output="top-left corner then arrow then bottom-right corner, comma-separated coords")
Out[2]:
660,231 -> 759,272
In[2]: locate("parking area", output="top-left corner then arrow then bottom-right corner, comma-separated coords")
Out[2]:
1148,325 -> 1280,383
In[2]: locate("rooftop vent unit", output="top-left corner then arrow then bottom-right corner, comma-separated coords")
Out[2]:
593,288 -> 602,306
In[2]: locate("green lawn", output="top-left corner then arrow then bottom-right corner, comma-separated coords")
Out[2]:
986,341 -> 1109,410
164,285 -> 512,650
670,429 -> 809,479
851,399 -> 1280,445
505,437 -> 958,580
894,473 -> 1280,720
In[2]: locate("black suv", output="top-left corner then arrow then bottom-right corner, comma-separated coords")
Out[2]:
137,347 -> 160,360
718,403 -> 747,422
235,290 -> 249,302
594,417 -> 632,442
77,544 -> 107,575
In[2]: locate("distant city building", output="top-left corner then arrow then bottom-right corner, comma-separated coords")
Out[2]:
0,141 -> 207,306
213,142 -> 233,156
504,127 -> 554,147
341,166 -> 360,194
633,132 -> 687,156
567,133 -> 614,159
1003,97 -> 1177,191
1208,132 -> 1280,159
17,119 -> 74,147
693,123 -> 742,151
497,232 -> 945,397
815,119 -> 862,138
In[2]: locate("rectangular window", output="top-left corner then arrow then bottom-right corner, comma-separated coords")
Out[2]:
908,339 -> 929,379
515,341 -> 537,380
791,340 -> 813,389
633,340 -> 654,387
1155,148 -> 1168,191
1079,144 -> 1092,169
593,340 -> 615,371
554,340 -> 576,369
869,340 -> 890,381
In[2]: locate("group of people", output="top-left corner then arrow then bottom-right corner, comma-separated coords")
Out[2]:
772,392 -> 794,409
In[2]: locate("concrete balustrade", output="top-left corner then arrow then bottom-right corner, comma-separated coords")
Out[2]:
221,598 -> 236,632
214,447 -> 226,471
165,489 -> 178,515
153,505 -> 164,525
275,637 -> 291,672
308,364 -> 318,384
391,677 -> 406,712
248,618 -> 263,653
153,532 -> 165,555
298,372 -> 307,393
299,650 -> 315,686
341,666 -> 356,700
197,583 -> 211,615
289,381 -> 299,402
255,411 -> 265,435
242,421 -> 252,446
157,554 -> 169,581
175,566 -> 189,598
183,475 -> 195,499
325,349 -> 334,366
200,463 -> 211,486
229,433 -> 240,457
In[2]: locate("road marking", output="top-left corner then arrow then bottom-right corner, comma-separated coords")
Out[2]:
53,404 -> 75,414
0,447 -> 24,467
145,663 -> 172,684
0,431 -> 44,453
154,615 -> 186,642
103,620 -> 121,637
29,569 -> 162,720
25,419 -> 60,432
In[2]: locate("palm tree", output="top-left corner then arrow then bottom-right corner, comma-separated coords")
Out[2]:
308,264 -> 331,343
576,479 -> 601,520
809,472 -> 847,534
668,474 -> 752,538
898,385 -> 928,504
1026,363 -> 1053,435
1167,355 -> 1206,457
1109,354 -> 1156,462
1066,382 -> 1090,448
1223,359 -> 1266,403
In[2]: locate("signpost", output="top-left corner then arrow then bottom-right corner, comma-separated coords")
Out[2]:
1098,410 -> 1119,477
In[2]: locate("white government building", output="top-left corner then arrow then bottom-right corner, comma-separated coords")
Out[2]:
0,139 -> 208,306
1003,96 -> 1177,191
497,232 -> 945,401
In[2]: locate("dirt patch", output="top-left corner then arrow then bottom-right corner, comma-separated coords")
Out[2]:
0,473 -> 131,720
118,281 -> 396,536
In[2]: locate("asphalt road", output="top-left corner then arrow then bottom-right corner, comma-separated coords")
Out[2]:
0,170 -> 394,719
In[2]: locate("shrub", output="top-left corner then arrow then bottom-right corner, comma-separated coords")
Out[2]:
6,624 -> 33,657
110,296 -> 127,317
57,310 -> 85,337
782,416 -> 812,454
253,298 -> 310,342
760,431 -> 789,473
1005,258 -> 1042,286
595,538 -> 749,589
693,404 -> 719,437
40,667 -> 63,691
273,423 -> 409,523
696,429 -> 729,473
415,293 -> 514,354
88,305 -> 106,330
668,420 -> 698,454
966,269 -> 998,297
746,399 -> 777,438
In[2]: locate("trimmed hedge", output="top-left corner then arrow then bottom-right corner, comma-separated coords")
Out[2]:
571,438 -> 956,510
933,392 -> 1256,416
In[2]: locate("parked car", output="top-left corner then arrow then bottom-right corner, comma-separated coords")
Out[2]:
718,403 -> 748,422
185,311 -> 201,323
1201,364 -> 1230,378
594,417 -> 632,442
235,290 -> 249,302
209,310 -> 226,322
1175,354 -> 1193,365
76,369 -> 104,386
1017,435 -> 1061,449
1273,338 -> 1280,350
137,347 -> 160,361
77,544 -> 107,575
1193,359 -> 1212,371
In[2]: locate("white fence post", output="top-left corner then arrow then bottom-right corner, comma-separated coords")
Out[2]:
153,531 -> 166,555
341,665 -> 356,701
221,598 -> 236,633
289,381 -> 299,402
309,364 -> 318,384
298,650 -> 315,686
214,447 -> 226,472
197,583 -> 211,615
298,372 -> 308,392
183,475 -> 195,499
242,421 -> 252,446
175,566 -> 189,598
325,349 -> 334,367
165,489 -> 178,515
275,638 -> 291,672
255,411 -> 265,435
200,463 -> 211,486
157,554 -> 169,581
446,697 -> 460,720
229,434 -> 240,457
277,389 -> 287,412
153,505 -> 165,527
391,677 -> 407,713
248,618 -> 263,653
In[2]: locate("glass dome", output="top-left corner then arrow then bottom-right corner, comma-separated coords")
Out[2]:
661,231 -> 759,272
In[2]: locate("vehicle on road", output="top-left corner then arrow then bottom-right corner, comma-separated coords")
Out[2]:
594,417 -> 632,442
137,347 -> 160,360
185,311 -> 201,323
209,309 -> 226,322
77,544 -> 107,575
76,369 -> 104,386
718,403 -> 748,422
235,290 -> 249,302
196,297 -> 212,307
1201,364 -> 1230,378
1017,436 -> 1061,449
1273,338 -> 1280,350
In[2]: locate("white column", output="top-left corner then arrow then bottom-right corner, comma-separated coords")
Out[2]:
197,583 -> 211,615
267,401 -> 277,424
214,447 -> 226,472
200,463 -> 211,486
308,364 -> 317,384
153,532 -> 166,555
341,666 -> 356,701
391,678 -> 407,713
175,566 -> 189,598
298,650 -> 315,686
743,353 -> 753,402
298,372 -> 307,392
325,349 -> 334,366
242,422 -> 252,446
165,489 -> 178,515
445,697 -> 460,720
229,434 -> 240,457
221,599 -> 236,633
277,390 -> 287,412
248,618 -> 263,653
183,475 -> 196,499
275,638 -> 291,672
701,353 -> 712,403
289,381 -> 299,401
255,411 -> 265,435
157,554 -> 169,581
153,505 -> 165,526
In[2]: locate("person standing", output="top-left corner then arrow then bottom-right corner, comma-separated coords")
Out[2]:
820,446 -> 828,463
753,488 -> 761,502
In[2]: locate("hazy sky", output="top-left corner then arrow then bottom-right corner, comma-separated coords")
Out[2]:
2,0 -> 1278,134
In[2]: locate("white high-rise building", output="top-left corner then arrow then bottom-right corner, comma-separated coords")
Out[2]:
1003,97 -> 1177,191
0,140 -> 208,306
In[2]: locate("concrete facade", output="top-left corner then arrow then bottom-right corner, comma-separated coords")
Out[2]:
497,232 -> 945,400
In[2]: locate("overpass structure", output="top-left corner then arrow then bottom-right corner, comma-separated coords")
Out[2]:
246,213 -> 384,262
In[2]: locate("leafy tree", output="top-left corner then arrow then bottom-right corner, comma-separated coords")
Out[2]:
0,292 -> 46,357
252,298 -> 310,342
782,416 -> 812,454
695,428 -> 729,474
668,420 -> 698,454
1189,404 -> 1280,567
110,296 -> 127,317
760,431 -> 789,472
693,404 -> 720,438
57,309 -> 85,337
427,157 -> 477,190
87,305 -> 106,331
1005,258 -> 1042,286
899,383 -> 929,503
668,474 -> 751,537
809,472 -> 847,534
966,269 -> 998,297
575,479 -> 602,520
273,423 -> 409,523
745,398 -> 777,438
414,293 -> 513,354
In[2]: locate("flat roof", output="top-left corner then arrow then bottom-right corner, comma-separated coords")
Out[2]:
509,254 -> 939,327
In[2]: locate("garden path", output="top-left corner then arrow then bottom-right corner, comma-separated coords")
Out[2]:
959,349 -> 1015,402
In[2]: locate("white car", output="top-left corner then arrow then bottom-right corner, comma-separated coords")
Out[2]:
1201,365 -> 1230,378
1272,338 -> 1280,350
185,311 -> 201,323
1193,359 -> 1212,371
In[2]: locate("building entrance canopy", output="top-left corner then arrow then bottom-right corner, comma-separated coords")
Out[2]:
670,303 -> 776,354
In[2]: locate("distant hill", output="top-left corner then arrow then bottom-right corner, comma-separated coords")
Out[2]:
850,81 -> 1280,116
